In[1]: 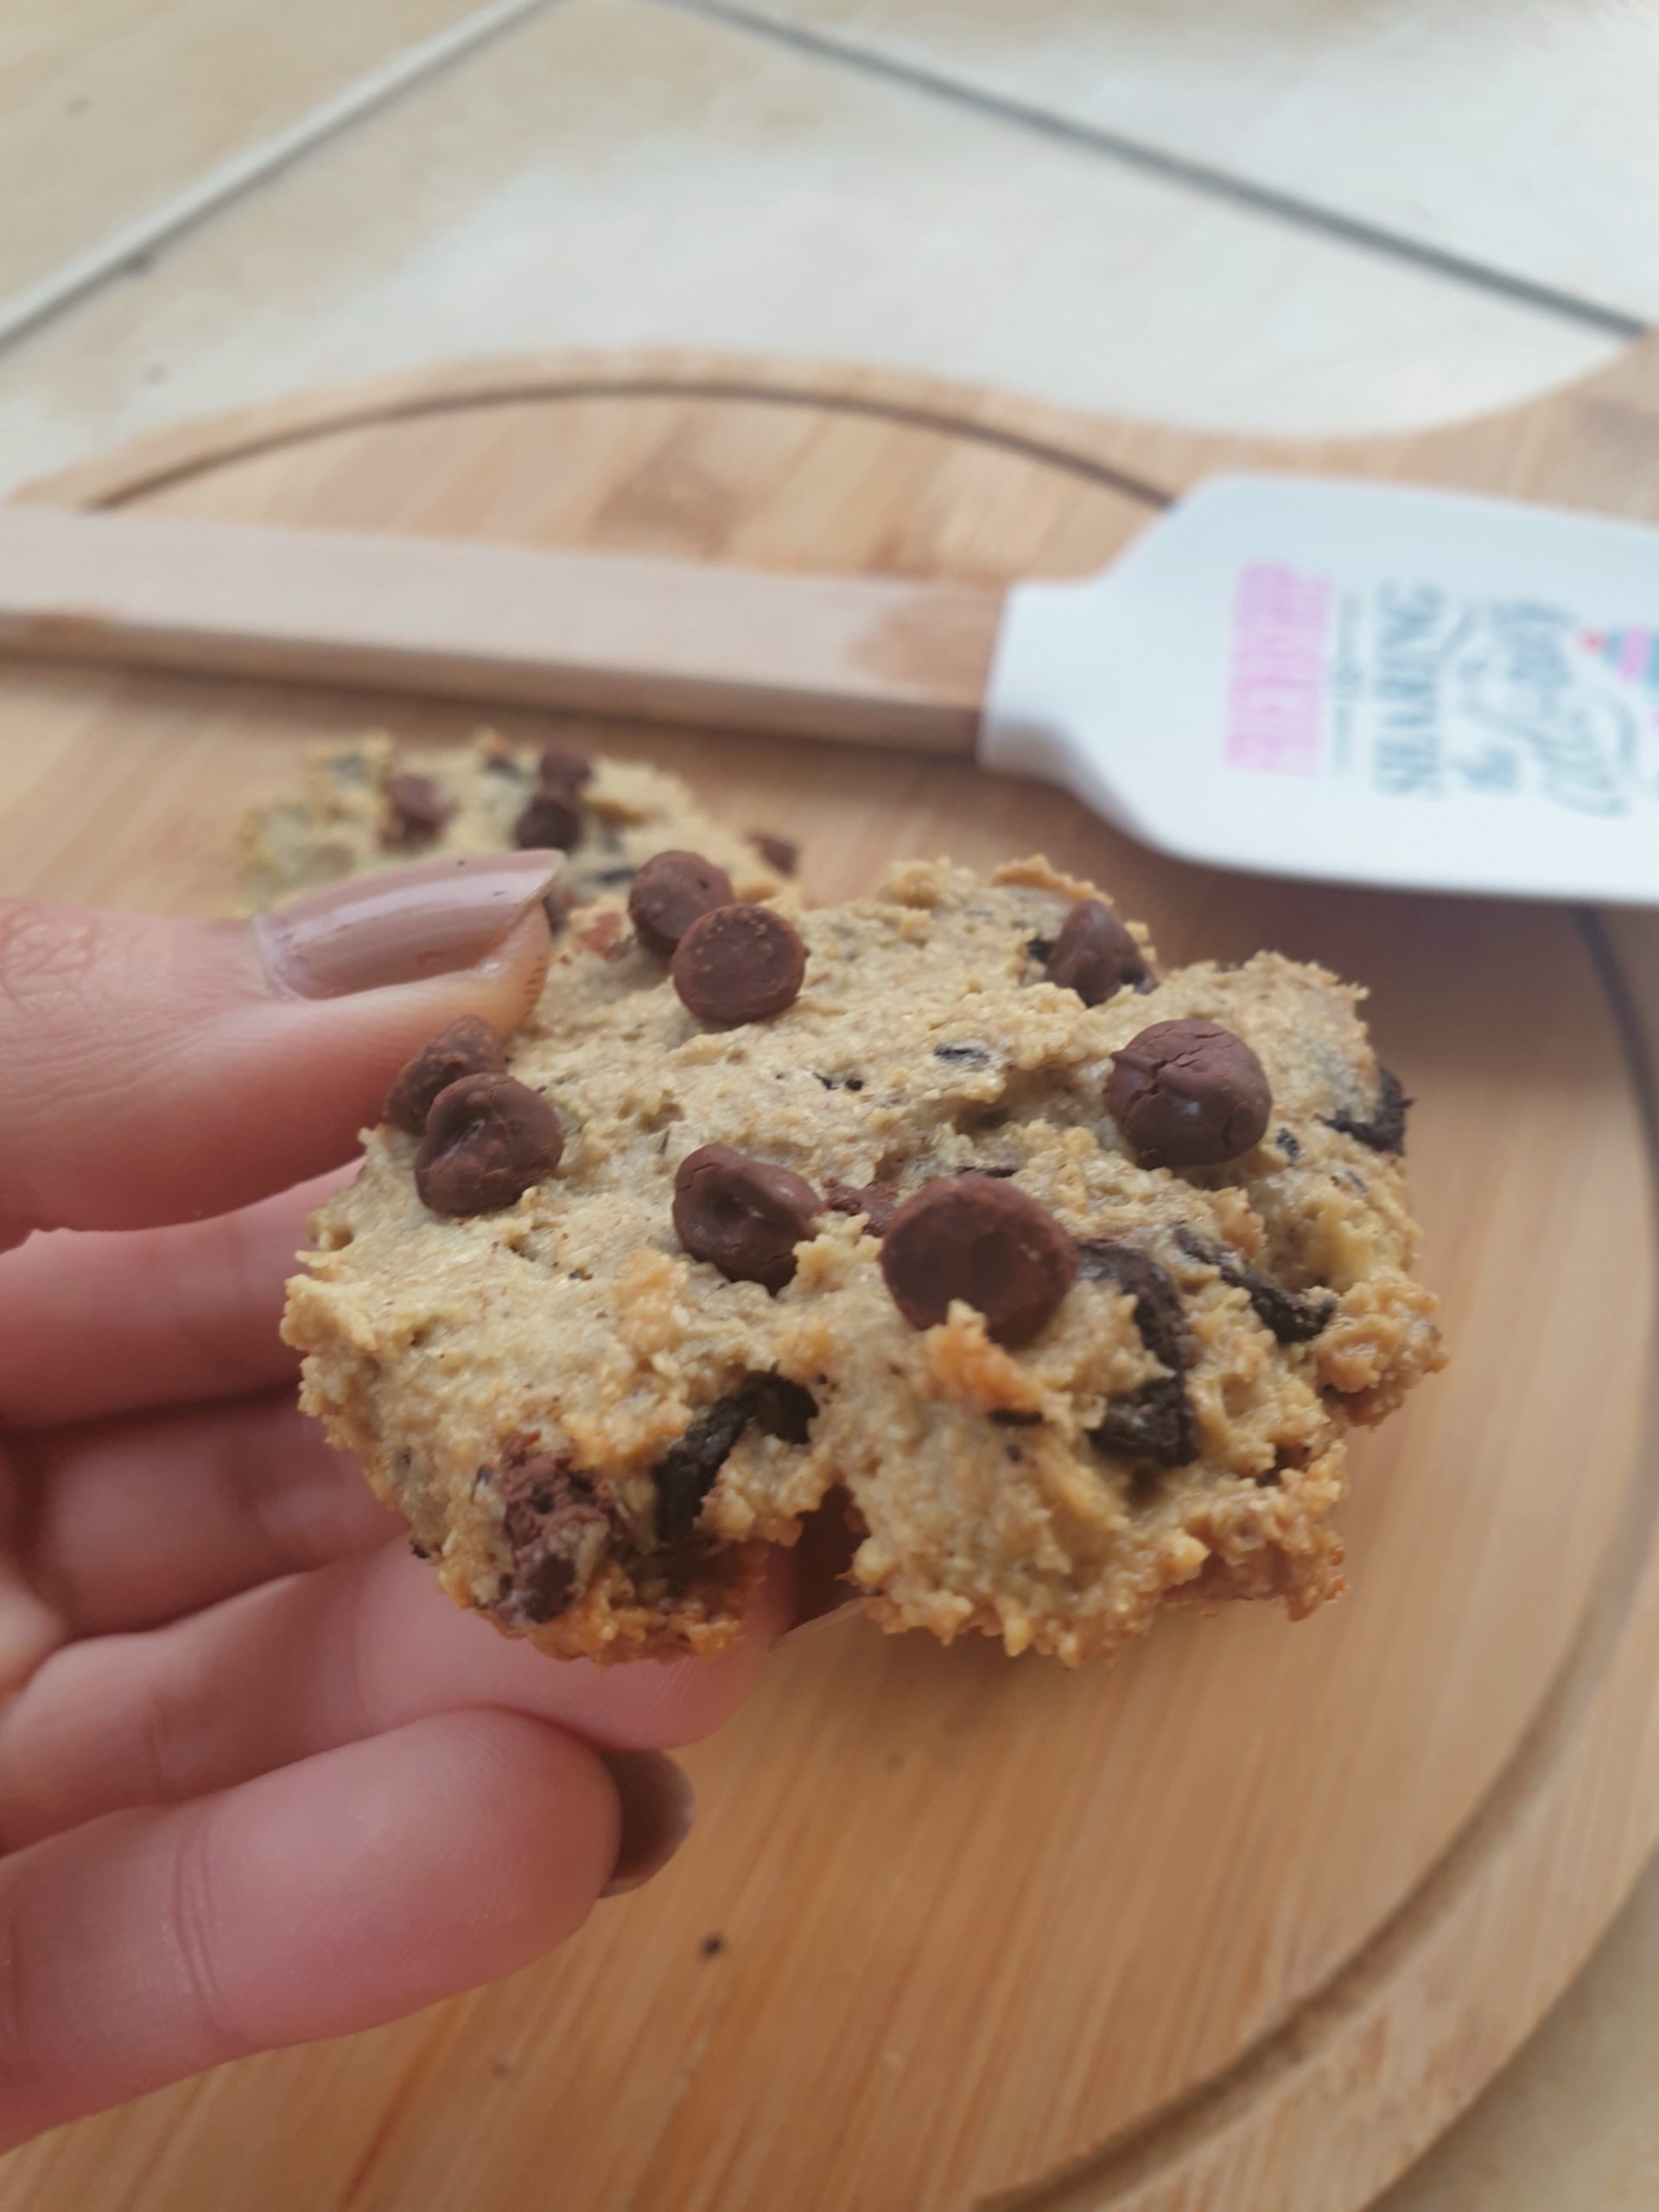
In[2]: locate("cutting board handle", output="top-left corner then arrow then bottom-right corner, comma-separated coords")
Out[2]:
0,504 -> 1000,754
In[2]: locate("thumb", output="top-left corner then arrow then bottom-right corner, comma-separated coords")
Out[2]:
0,852 -> 561,1242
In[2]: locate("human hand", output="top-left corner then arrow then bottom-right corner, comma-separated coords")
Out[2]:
0,856 -> 786,2151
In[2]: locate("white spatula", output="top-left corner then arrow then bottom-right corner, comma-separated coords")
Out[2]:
1,475 -> 1655,903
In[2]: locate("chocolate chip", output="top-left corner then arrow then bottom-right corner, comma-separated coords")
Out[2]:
514,788 -> 583,851
1045,899 -> 1152,1005
1106,1020 -> 1271,1168
1326,1065 -> 1410,1154
415,1074 -> 563,1215
748,1372 -> 817,1443
673,1143 -> 821,1290
385,1016 -> 506,1135
933,1042 -> 990,1065
748,830 -> 799,876
538,746 -> 592,793
493,1450 -> 611,1624
671,905 -> 806,1026
880,1177 -> 1076,1347
629,849 -> 737,958
826,1179 -> 900,1236
1173,1226 -> 1334,1344
384,772 -> 455,846
654,1396 -> 751,1550
1076,1240 -> 1194,1371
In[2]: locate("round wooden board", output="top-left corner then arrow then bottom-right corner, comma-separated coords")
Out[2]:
4,353 -> 1659,2212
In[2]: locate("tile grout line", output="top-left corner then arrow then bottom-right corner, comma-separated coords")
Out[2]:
0,0 -> 568,357
658,0 -> 1647,340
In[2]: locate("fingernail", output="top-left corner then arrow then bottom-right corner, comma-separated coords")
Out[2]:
255,851 -> 563,1000
601,1752 -> 696,1897
781,1598 -> 861,1646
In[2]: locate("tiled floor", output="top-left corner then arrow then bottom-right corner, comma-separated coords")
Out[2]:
0,0 -> 1630,486
3,3 -> 1657,2203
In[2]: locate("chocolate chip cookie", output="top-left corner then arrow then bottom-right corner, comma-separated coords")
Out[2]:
285,858 -> 1444,1666
238,728 -> 789,916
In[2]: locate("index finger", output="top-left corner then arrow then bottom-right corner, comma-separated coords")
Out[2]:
0,1178 -> 333,1427
0,856 -> 555,1246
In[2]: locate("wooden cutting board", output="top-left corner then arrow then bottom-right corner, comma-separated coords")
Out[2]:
4,344 -> 1659,2212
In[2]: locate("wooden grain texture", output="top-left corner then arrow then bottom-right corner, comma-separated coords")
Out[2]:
1,345 -> 1656,2212
0,506 -> 996,749
0,0 -> 484,305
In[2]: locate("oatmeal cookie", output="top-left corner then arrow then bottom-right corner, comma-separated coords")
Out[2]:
285,858 -> 1443,1666
238,728 -> 788,916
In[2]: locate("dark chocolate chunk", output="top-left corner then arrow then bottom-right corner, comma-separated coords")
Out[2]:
653,1396 -> 751,1550
989,1408 -> 1043,1427
671,904 -> 806,1026
493,1450 -> 611,1624
1325,1065 -> 1410,1154
1090,1382 -> 1199,1468
933,1042 -> 990,1065
826,1179 -> 900,1236
537,745 -> 593,793
415,1073 -> 563,1216
628,849 -> 736,958
672,1143 -> 821,1290
748,830 -> 799,876
385,1014 -> 505,1135
1277,1126 -> 1302,1163
1044,899 -> 1152,1005
1076,1239 -> 1194,1372
880,1176 -> 1077,1347
748,1372 -> 817,1444
1173,1226 -> 1335,1344
1077,1238 -> 1199,1468
384,771 -> 455,846
514,787 -> 583,851
1106,1019 -> 1272,1168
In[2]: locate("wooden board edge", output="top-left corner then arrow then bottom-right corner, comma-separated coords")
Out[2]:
22,355 -> 1659,2212
12,334 -> 1652,518
1002,907 -> 1659,2212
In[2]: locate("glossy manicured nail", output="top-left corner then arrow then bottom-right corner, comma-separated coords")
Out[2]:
255,851 -> 563,999
601,1752 -> 696,1897
780,1598 -> 861,1645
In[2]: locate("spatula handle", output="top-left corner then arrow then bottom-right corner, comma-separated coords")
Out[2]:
0,505 -> 1001,754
